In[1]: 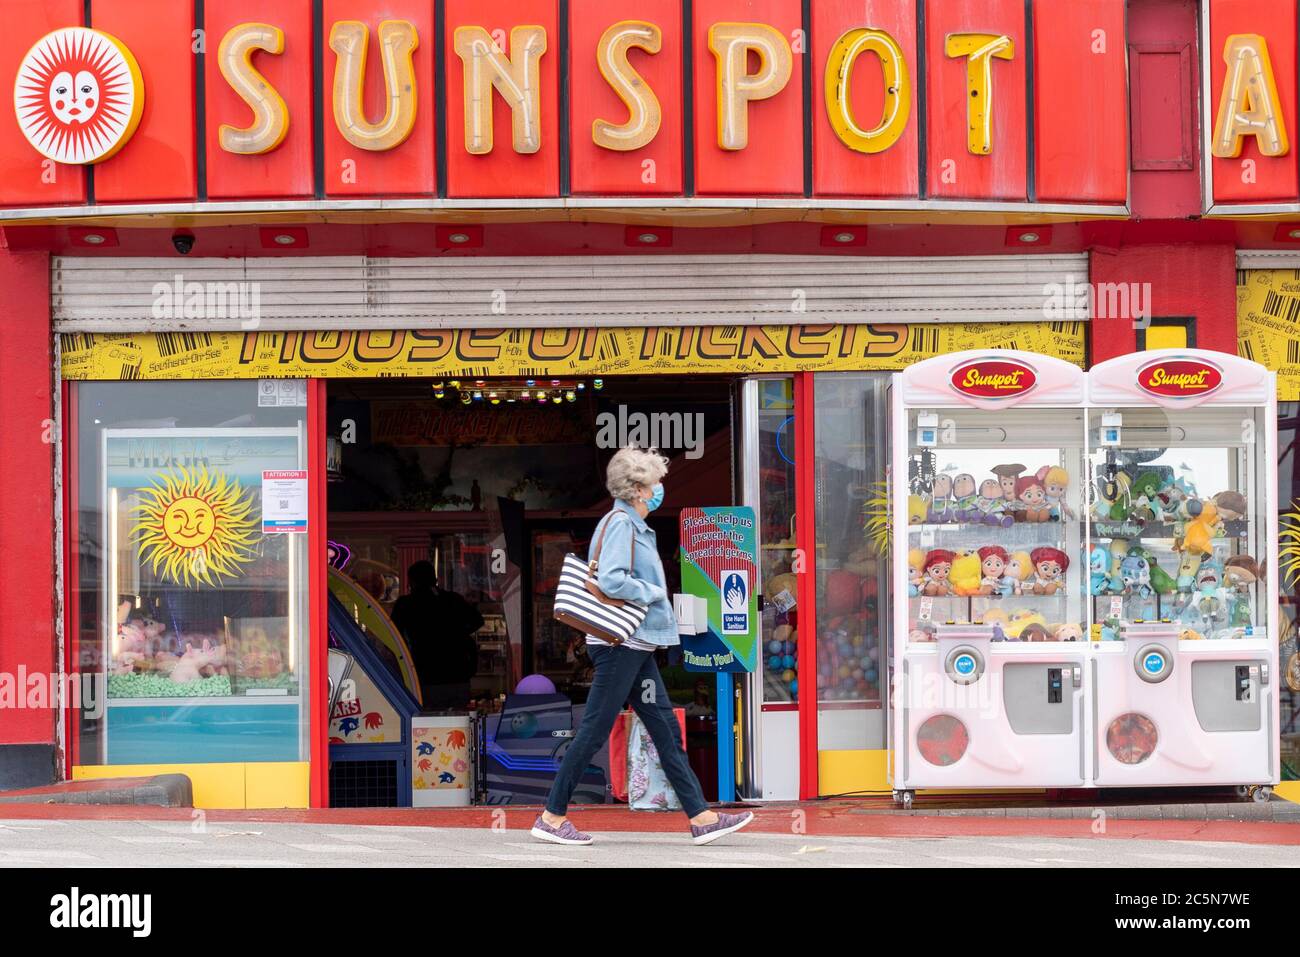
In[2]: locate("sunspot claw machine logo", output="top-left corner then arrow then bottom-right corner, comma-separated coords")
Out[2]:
13,27 -> 144,165
1136,358 -> 1224,399
948,358 -> 1038,399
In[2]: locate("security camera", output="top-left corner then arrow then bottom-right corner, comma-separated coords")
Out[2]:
172,233 -> 195,255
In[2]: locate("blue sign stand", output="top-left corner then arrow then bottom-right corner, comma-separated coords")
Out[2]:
716,672 -> 735,802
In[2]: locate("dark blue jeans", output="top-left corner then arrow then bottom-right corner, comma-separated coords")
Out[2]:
545,644 -> 709,819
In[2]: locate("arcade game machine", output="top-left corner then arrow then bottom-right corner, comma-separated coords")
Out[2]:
477,687 -> 611,806
1086,349 -> 1279,798
327,566 -> 473,807
891,351 -> 1090,807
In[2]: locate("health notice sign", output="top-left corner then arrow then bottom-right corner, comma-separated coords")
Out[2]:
679,507 -> 758,673
262,470 -> 308,533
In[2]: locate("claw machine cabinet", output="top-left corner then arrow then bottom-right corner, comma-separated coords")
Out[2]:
891,352 -> 1090,804
1086,349 -> 1280,793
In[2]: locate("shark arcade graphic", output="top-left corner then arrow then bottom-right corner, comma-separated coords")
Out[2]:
679,507 -> 758,674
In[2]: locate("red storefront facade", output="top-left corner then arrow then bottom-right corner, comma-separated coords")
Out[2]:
0,0 -> 1297,806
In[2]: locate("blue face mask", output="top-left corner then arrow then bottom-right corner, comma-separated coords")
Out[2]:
644,483 -> 664,512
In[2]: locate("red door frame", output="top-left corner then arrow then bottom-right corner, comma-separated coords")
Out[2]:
61,380 -> 79,778
308,378 -> 330,807
793,371 -> 820,799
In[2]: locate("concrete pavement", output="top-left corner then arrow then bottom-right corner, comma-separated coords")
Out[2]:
0,816 -> 1297,867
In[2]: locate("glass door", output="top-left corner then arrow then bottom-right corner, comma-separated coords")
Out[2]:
739,377 -> 799,799
812,374 -> 892,758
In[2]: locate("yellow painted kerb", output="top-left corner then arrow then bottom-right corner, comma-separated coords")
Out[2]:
73,762 -> 309,809
818,749 -> 891,795
1274,781 -> 1300,803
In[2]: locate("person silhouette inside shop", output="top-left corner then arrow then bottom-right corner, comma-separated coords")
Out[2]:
391,560 -> 484,712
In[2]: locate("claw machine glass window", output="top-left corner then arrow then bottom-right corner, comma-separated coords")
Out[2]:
1086,406 -> 1270,640
904,405 -> 1088,645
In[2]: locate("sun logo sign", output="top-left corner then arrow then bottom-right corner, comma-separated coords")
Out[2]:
131,466 -> 260,588
13,27 -> 144,165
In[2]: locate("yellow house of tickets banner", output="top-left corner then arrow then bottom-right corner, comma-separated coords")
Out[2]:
60,323 -> 1086,381
1239,270 -> 1300,400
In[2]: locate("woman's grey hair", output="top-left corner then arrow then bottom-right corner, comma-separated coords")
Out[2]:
605,446 -> 670,503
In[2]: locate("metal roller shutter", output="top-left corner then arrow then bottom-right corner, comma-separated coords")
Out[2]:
52,253 -> 1089,332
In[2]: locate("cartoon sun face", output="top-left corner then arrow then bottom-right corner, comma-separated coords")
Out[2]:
131,466 -> 259,588
14,27 -> 144,165
162,497 -> 217,549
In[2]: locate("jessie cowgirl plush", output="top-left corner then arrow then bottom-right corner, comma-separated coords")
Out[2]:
1016,476 -> 1052,523
1029,547 -> 1070,595
922,549 -> 956,596
978,545 -> 1010,596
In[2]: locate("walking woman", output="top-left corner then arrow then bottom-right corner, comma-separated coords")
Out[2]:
532,446 -> 755,846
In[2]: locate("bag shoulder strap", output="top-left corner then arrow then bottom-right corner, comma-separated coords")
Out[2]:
590,509 -> 637,574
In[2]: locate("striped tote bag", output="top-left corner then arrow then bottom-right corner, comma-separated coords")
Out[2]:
553,513 -> 647,646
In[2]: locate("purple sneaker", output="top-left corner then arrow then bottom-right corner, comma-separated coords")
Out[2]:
690,810 -> 755,846
530,816 -> 594,846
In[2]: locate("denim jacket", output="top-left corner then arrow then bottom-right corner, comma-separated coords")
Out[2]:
589,499 -> 679,647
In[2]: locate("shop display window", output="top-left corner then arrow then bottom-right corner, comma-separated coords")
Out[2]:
1087,406 -> 1269,641
814,374 -> 891,749
72,382 -> 310,766
905,408 -> 1088,646
756,380 -> 798,704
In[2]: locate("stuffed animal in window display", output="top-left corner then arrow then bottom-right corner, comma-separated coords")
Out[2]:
949,550 -> 985,597
1175,546 -> 1205,593
951,473 -> 980,523
1179,556 -> 1227,634
1224,555 -> 1260,629
1213,490 -> 1247,523
1004,610 -> 1049,640
978,545 -> 1009,595
1180,502 -> 1224,557
1105,539 -> 1131,595
1120,553 -> 1154,598
169,639 -> 228,684
927,474 -> 954,524
1142,549 -> 1179,596
976,479 -> 1014,527
1001,550 -> 1034,597
908,548 -> 926,597
992,464 -> 1026,506
1121,552 -> 1159,619
1163,477 -> 1202,523
1093,471 -> 1132,523
921,549 -> 955,596
1053,622 -> 1084,642
1129,472 -> 1164,524
1089,545 -> 1109,596
1016,476 -> 1052,523
114,615 -> 170,674
1029,547 -> 1069,595
1037,466 -> 1071,520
